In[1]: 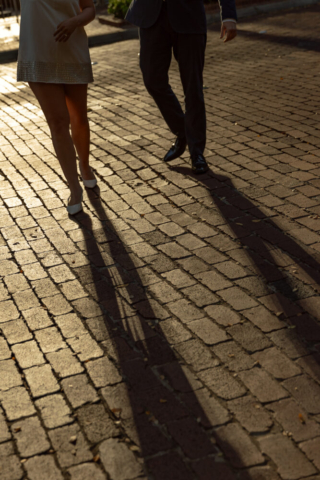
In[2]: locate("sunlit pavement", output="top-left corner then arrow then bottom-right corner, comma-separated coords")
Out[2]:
0,5 -> 320,480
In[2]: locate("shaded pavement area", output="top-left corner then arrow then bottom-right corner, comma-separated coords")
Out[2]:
1,5 -> 320,480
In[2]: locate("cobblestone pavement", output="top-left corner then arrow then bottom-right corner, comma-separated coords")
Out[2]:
1,5 -> 320,480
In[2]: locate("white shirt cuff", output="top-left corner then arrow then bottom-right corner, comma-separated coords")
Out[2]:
223,18 -> 237,23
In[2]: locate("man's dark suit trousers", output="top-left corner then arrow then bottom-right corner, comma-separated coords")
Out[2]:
139,2 -> 207,158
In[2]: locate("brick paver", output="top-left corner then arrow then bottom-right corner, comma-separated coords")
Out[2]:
0,5 -> 320,480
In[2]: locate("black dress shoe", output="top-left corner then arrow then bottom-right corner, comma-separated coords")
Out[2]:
164,136 -> 187,162
191,154 -> 209,174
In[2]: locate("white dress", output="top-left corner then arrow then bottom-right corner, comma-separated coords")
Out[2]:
17,0 -> 93,84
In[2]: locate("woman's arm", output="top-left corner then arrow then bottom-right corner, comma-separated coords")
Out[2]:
54,0 -> 95,42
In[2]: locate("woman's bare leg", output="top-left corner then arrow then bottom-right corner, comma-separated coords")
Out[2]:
64,83 -> 95,181
29,82 -> 82,205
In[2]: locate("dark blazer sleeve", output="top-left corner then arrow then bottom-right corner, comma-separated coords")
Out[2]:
219,0 -> 237,21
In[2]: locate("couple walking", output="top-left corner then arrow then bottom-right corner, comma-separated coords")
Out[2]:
17,0 -> 237,215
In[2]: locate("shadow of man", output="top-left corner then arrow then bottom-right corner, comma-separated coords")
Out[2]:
171,165 -> 320,386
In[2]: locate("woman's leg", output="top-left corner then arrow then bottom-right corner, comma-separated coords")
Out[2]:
64,84 -> 95,181
29,82 -> 82,205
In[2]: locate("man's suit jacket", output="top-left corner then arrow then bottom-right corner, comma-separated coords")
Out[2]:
125,0 -> 237,34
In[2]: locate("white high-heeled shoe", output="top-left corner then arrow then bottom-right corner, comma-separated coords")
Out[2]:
67,190 -> 83,216
80,166 -> 97,189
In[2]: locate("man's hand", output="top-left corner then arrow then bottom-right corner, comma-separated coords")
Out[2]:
220,21 -> 237,43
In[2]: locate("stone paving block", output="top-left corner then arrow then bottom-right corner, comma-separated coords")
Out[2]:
147,452 -> 193,480
182,283 -> 219,307
282,375 -> 320,414
167,299 -> 204,323
22,306 -> 53,331
24,364 -> 60,398
269,329 -> 310,359
239,368 -> 288,403
85,356 -> 122,388
161,268 -> 196,288
1,318 -> 33,345
227,323 -> 272,353
31,278 -> 59,298
267,398 -> 320,442
77,403 -> 118,444
0,444 -> 23,480
300,437 -> 320,470
99,437 -> 144,480
214,423 -> 264,468
213,341 -> 255,373
46,348 -> 84,378
67,334 -> 104,362
167,417 -> 216,459
218,287 -> 259,310
54,313 -> 87,338
205,304 -> 241,326
191,458 -> 236,480
238,466 -> 280,480
147,280 -> 182,303
195,270 -> 232,292
13,289 -> 40,310
25,455 -> 64,480
259,434 -> 316,480
0,386 -> 36,421
0,260 -> 19,277
42,294 -> 73,316
4,273 -> 29,294
22,262 -> 48,281
228,395 -> 273,434
295,354 -> 320,384
12,340 -> 45,369
34,327 -> 66,354
0,300 -> 19,323
0,336 -> 11,360
72,297 -> 104,318
242,305 -> 286,332
0,406 -> 11,443
175,339 -> 219,372
101,382 -> 133,420
68,463 -> 107,480
61,374 -> 99,408
198,366 -> 246,400
12,416 -> 50,457
253,347 -> 301,380
48,423 -> 92,468
158,317 -> 192,345
0,359 -> 23,391
188,318 -> 228,345
35,394 -> 73,429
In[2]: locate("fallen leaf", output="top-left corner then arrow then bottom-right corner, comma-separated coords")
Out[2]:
298,413 -> 305,424
111,408 -> 122,414
14,427 -> 21,432
159,399 -> 167,403
93,454 -> 100,462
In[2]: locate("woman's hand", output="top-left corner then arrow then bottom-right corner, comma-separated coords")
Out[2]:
54,18 -> 78,42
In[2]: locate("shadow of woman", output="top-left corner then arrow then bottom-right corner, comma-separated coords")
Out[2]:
171,165 -> 320,386
72,186 -> 246,480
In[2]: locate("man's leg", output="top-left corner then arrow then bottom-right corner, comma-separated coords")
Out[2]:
173,33 -> 207,159
139,5 -> 185,139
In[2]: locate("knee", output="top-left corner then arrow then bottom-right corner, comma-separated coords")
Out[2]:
47,116 -> 70,137
141,65 -> 167,96
70,113 -> 88,130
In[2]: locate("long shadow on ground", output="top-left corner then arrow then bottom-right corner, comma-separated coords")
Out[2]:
74,189 -> 246,480
172,166 -> 320,383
